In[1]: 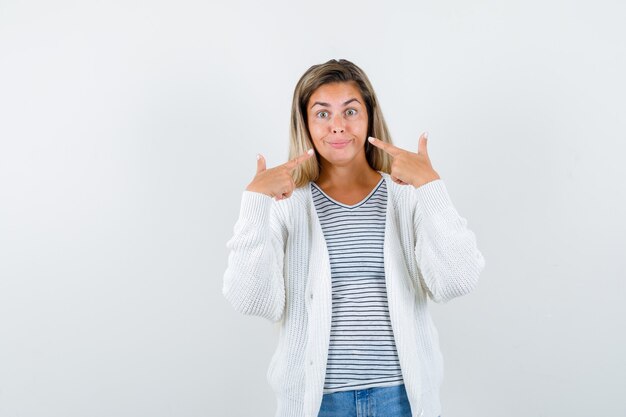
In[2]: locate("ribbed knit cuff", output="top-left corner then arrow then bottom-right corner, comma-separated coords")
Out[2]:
239,191 -> 273,225
412,179 -> 454,217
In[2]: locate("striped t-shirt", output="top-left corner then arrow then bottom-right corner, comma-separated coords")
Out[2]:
311,177 -> 404,394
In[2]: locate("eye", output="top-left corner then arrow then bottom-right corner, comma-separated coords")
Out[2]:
317,111 -> 329,119
345,108 -> 357,116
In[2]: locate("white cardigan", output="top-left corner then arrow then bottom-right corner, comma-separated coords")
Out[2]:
223,173 -> 486,417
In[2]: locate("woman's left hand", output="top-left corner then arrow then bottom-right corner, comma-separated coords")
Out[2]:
368,132 -> 441,188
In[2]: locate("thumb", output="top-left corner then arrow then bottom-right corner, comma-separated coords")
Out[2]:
417,132 -> 428,155
256,154 -> 266,174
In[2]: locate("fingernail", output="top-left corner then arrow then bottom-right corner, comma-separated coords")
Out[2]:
307,149 -> 314,155
256,154 -> 261,160
368,136 -> 375,143
424,132 -> 429,139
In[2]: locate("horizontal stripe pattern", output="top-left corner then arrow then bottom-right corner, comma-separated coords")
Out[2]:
311,178 -> 403,393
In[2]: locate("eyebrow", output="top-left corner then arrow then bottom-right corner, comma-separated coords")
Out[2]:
310,98 -> 361,109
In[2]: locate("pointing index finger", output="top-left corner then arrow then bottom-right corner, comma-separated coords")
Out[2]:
368,137 -> 402,156
285,148 -> 315,171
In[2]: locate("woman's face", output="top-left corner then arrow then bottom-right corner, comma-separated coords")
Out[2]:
306,81 -> 369,168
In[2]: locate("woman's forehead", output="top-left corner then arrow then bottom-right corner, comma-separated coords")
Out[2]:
308,81 -> 364,107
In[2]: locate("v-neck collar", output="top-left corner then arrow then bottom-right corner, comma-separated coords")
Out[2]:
310,176 -> 385,209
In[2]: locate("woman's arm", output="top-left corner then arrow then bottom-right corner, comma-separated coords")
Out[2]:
412,179 -> 486,304
222,191 -> 287,322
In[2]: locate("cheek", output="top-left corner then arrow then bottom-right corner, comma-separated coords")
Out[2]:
308,123 -> 324,141
350,117 -> 368,134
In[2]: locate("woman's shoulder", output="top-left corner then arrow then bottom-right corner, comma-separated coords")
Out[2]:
382,172 -> 456,220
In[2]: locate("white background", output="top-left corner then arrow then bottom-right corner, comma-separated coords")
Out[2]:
1,1 -> 625,416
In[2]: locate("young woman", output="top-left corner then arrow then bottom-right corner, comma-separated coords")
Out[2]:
223,59 -> 485,417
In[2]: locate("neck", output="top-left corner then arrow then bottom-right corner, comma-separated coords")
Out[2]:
316,157 -> 380,189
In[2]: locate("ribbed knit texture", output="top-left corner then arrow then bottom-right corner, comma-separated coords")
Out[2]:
223,173 -> 486,417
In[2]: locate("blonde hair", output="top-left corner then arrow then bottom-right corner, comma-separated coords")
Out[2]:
289,59 -> 394,187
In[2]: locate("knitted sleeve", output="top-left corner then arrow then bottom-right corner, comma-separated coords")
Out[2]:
222,191 -> 287,322
411,179 -> 486,303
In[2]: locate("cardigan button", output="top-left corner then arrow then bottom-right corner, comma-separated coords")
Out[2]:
309,293 -> 314,300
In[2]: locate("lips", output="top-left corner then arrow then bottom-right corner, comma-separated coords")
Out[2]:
326,139 -> 352,149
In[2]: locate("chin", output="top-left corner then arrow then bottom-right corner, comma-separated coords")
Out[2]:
324,155 -> 358,167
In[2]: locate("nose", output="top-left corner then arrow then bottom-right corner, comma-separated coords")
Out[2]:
331,114 -> 345,133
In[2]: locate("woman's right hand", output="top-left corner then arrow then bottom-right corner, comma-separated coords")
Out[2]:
246,149 -> 315,201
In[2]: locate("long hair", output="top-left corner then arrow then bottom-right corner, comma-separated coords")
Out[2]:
289,59 -> 394,187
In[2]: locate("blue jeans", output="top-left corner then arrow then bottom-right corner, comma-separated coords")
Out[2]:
317,384 -> 413,417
